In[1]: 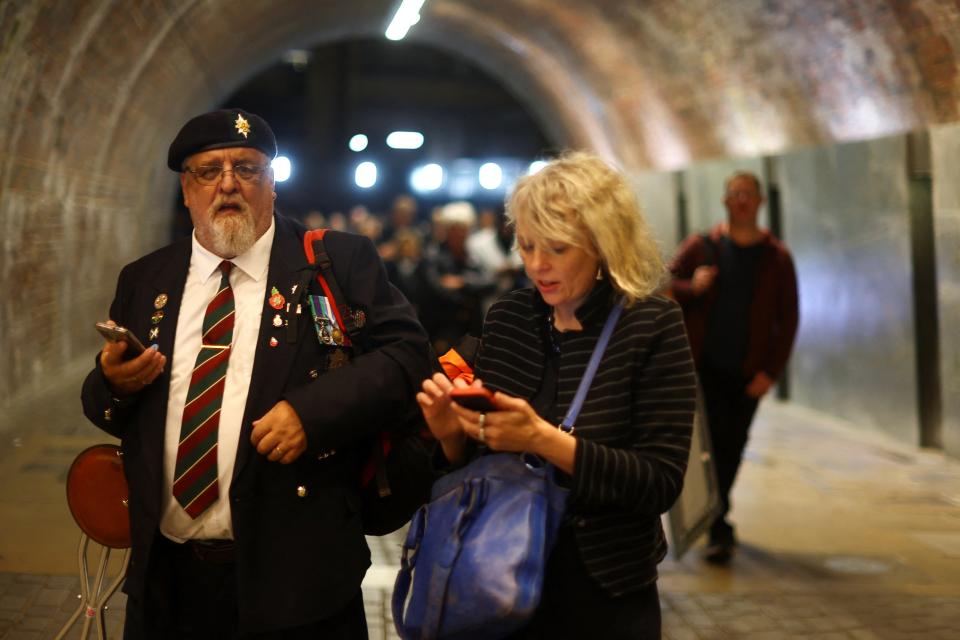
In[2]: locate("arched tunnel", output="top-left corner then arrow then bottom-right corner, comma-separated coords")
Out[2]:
2,1 -> 960,636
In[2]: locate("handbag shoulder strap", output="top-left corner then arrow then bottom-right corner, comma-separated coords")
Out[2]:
559,300 -> 624,433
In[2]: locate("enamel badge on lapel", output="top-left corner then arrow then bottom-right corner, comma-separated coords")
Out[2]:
269,337 -> 279,348
148,294 -> 168,345
350,308 -> 366,329
269,286 -> 285,310
328,349 -> 350,370
272,314 -> 283,328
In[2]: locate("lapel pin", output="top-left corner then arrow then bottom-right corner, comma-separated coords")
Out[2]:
269,286 -> 285,310
329,349 -> 350,369
272,314 -> 283,328
151,310 -> 164,324
154,293 -> 168,309
269,336 -> 279,347
291,284 -> 298,295
148,327 -> 159,341
352,309 -> 366,328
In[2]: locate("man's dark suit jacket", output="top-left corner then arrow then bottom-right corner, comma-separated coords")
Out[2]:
81,214 -> 432,632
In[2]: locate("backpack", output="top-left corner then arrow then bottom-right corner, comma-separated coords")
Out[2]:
301,229 -> 437,535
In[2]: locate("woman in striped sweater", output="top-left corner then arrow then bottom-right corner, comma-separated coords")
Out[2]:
417,151 -> 697,639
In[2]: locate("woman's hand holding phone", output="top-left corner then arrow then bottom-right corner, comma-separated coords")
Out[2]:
417,373 -> 476,464
449,386 -> 497,412
446,384 -> 574,470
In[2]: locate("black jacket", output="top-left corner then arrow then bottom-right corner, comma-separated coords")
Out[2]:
81,214 -> 432,632
475,281 -> 696,595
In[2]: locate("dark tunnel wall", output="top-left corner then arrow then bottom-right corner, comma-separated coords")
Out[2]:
3,0 -> 960,455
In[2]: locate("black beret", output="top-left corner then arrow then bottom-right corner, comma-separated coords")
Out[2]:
167,108 -> 277,171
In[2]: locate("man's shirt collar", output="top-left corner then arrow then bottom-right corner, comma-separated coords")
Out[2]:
190,217 -> 275,283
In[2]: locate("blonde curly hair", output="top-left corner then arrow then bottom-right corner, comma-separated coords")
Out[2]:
507,151 -> 665,305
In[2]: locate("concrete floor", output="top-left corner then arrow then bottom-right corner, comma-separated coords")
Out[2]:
1,397 -> 959,638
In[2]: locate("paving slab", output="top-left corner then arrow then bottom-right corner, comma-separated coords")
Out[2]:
2,401 -> 960,638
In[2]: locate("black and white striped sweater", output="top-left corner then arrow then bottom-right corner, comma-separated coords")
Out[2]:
475,280 -> 696,595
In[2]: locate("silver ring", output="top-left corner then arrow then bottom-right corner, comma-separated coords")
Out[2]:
478,413 -> 486,442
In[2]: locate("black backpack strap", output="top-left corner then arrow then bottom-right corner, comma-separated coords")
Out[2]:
303,229 -> 392,498
373,436 -> 390,498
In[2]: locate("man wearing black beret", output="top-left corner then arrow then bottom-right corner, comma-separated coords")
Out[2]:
81,108 -> 433,637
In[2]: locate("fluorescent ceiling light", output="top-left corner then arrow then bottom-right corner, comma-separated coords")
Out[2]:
386,131 -> 424,150
348,134 -> 368,152
411,163 -> 444,192
355,161 -> 377,189
271,156 -> 292,182
479,162 -> 503,190
385,0 -> 426,41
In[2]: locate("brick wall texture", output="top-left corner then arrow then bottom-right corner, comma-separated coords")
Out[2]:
3,0 -> 960,412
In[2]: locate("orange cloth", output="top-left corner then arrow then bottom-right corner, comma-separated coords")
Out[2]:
439,348 -> 475,385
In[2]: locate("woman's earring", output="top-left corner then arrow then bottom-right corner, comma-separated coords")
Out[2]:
596,267 -> 603,280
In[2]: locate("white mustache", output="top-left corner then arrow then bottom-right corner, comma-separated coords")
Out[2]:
211,196 -> 248,214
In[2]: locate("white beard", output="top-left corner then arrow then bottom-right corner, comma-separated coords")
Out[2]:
197,197 -> 258,258
207,212 -> 256,258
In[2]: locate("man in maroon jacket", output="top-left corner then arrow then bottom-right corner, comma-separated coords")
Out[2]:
670,172 -> 799,564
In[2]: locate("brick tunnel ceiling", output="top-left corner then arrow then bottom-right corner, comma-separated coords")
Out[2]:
5,0 -> 960,174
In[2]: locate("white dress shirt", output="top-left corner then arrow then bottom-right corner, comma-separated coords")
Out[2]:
160,220 -> 274,542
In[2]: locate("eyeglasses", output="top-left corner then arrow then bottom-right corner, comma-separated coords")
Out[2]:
184,164 -> 268,185
725,189 -> 760,200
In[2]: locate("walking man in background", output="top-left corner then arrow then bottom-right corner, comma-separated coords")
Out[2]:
670,171 -> 799,564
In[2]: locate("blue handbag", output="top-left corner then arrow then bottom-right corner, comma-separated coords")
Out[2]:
392,302 -> 624,639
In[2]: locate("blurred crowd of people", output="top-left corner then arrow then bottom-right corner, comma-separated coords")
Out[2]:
299,194 -> 527,354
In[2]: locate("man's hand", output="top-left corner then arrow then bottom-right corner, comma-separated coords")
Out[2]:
691,265 -> 718,295
100,332 -> 166,398
250,400 -> 308,464
745,372 -> 775,398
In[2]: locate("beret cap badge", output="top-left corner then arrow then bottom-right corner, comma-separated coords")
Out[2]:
235,113 -> 251,139
166,108 -> 276,171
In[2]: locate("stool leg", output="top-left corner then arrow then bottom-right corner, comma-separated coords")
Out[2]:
87,544 -> 110,639
53,534 -> 130,640
53,534 -> 91,640
91,547 -> 130,639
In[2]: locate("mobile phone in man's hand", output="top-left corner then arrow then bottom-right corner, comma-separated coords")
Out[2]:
95,322 -> 146,358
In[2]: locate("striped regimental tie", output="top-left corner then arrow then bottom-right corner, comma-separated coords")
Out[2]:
173,260 -> 235,518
